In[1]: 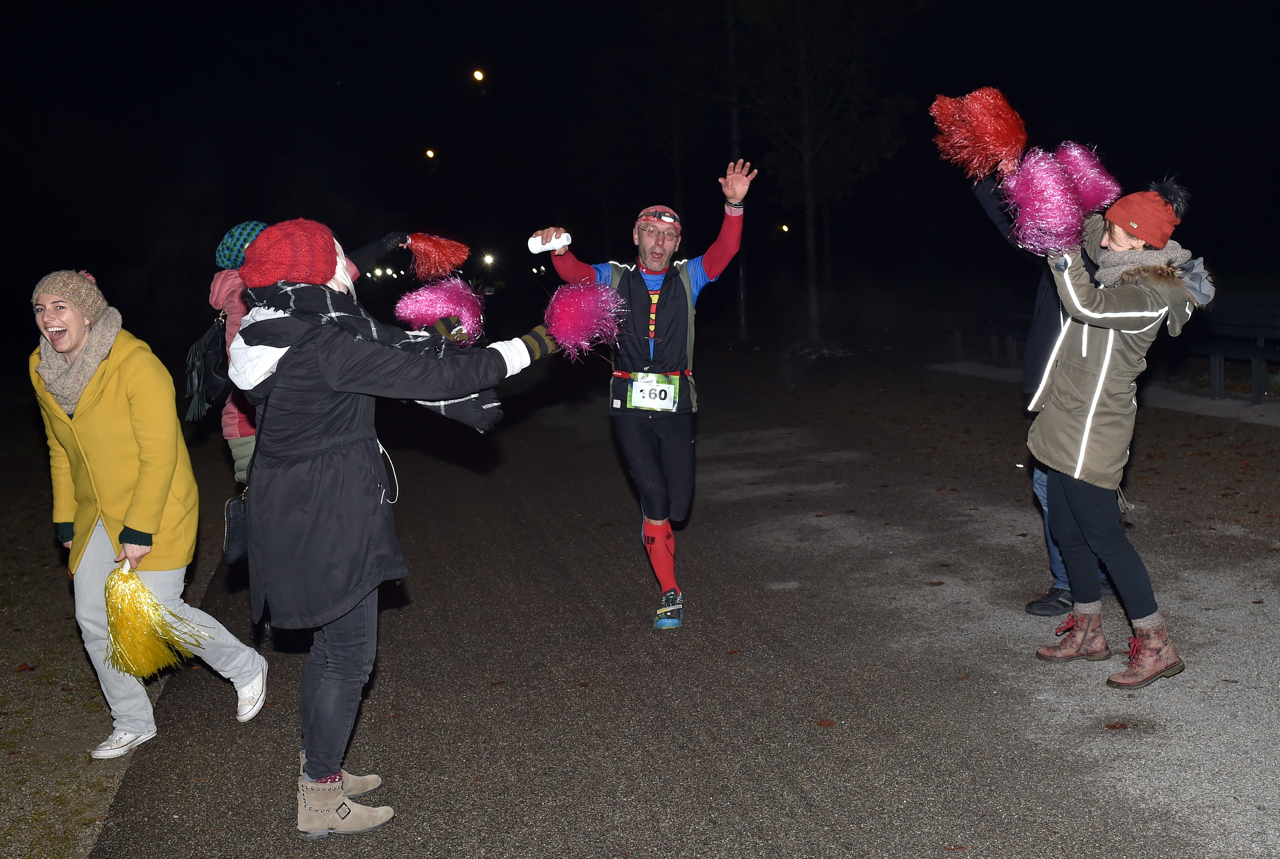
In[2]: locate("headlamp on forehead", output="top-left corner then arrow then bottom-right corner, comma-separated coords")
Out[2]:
638,209 -> 680,224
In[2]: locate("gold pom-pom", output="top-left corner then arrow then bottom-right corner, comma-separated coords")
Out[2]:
104,560 -> 210,679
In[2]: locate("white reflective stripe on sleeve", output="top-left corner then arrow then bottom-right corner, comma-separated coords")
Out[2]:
1060,255 -> 1165,322
1120,312 -> 1167,335
1074,328 -> 1115,479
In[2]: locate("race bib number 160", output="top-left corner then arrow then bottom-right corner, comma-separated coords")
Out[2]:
627,373 -> 679,411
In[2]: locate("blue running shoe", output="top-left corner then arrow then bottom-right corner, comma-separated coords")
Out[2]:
653,589 -> 683,630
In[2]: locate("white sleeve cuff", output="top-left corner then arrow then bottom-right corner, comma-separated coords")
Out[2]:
486,339 -> 532,377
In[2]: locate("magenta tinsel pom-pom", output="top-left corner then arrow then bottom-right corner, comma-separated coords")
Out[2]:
1002,147 -> 1085,254
545,281 -> 625,361
394,277 -> 485,345
1053,141 -> 1121,214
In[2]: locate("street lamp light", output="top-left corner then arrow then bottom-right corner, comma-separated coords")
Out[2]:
473,70 -> 484,81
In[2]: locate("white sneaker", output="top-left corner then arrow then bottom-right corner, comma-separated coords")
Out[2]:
236,659 -> 268,723
91,729 -> 157,759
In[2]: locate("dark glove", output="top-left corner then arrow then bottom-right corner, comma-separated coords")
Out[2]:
432,315 -> 472,344
347,232 -> 410,277
520,325 -> 558,361
416,389 -> 503,433
56,523 -> 74,545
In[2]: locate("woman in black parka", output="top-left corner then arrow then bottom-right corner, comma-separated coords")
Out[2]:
229,218 -> 555,837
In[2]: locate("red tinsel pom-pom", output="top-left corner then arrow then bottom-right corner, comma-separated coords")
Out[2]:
930,87 -> 1027,181
545,281 -> 626,362
394,277 -> 485,345
407,234 -> 470,281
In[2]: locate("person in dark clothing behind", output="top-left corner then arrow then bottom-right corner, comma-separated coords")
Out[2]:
229,218 -> 557,837
972,176 -> 1110,616
531,159 -> 756,631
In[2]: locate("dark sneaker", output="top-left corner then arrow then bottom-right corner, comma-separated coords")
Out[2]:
1025,587 -> 1073,616
653,589 -> 683,630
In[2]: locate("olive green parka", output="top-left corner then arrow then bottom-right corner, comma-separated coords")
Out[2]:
1027,216 -> 1200,490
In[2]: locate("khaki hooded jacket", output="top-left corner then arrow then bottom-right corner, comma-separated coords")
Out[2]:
1027,216 -> 1199,490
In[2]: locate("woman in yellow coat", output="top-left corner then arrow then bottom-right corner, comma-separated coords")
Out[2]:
31,270 -> 268,759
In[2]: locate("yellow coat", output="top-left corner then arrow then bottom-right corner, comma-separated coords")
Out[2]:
31,330 -> 199,574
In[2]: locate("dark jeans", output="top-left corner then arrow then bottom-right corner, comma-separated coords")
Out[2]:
612,412 -> 696,522
300,588 -> 379,780
1045,469 -> 1157,619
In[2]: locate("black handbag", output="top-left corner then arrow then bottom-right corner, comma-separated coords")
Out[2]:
223,490 -> 248,564
184,311 -> 234,421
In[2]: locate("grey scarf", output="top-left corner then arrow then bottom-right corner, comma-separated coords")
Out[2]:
35,307 -> 123,415
1094,240 -> 1193,287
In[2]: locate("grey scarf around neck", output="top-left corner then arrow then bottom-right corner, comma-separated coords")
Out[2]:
1093,240 -> 1193,287
36,307 -> 123,415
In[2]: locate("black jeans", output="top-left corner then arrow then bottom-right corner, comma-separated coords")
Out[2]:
300,587 -> 379,780
1045,469 -> 1157,619
612,412 -> 696,522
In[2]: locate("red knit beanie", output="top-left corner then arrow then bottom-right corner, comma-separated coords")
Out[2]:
239,218 -> 340,288
1105,191 -> 1180,249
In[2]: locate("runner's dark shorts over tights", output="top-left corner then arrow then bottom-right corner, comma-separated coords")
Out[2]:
611,412 -> 696,522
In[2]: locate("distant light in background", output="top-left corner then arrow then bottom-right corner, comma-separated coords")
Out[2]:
425,149 -> 435,159
531,268 -> 538,274
473,70 -> 484,81
780,225 -> 790,232
374,268 -> 383,276
483,254 -> 494,265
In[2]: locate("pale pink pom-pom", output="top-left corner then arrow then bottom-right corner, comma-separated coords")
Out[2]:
1053,141 -> 1122,214
394,277 -> 485,345
545,281 -> 625,361
1002,147 -> 1085,254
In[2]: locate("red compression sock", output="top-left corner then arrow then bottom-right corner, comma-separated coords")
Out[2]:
642,519 -> 678,594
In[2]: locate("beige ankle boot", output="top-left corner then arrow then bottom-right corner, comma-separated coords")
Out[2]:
300,752 -> 382,798
1035,610 -> 1110,662
296,776 -> 393,838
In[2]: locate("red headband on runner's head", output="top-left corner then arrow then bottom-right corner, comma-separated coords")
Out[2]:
635,206 -> 682,233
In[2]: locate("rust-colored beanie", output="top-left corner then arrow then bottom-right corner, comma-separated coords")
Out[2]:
239,218 -> 340,288
32,270 -> 108,322
1105,191 -> 1181,249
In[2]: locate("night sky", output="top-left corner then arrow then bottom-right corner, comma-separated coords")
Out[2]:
6,1 -> 1272,372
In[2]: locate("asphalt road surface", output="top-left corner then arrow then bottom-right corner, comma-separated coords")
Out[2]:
82,334 -> 1280,858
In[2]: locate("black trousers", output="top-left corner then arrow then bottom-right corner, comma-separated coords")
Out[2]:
1045,468 -> 1157,619
611,412 -> 696,522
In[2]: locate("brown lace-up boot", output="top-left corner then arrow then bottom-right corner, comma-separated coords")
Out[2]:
1106,619 -> 1184,689
1035,608 -> 1110,662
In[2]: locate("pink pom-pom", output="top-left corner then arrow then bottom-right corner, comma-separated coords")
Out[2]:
545,281 -> 625,361
930,87 -> 1027,180
394,276 -> 485,345
1053,141 -> 1121,214
1002,147 -> 1085,254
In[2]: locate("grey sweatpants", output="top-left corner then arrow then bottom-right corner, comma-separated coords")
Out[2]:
74,520 -> 264,735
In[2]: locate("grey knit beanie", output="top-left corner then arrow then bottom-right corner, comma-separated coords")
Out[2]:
32,271 -> 108,323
